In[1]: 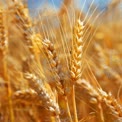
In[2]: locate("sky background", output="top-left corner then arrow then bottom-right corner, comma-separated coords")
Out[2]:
27,0 -> 111,16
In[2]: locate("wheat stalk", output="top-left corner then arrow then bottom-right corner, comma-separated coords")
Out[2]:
69,19 -> 84,122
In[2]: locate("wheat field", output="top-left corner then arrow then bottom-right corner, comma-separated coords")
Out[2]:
0,0 -> 122,122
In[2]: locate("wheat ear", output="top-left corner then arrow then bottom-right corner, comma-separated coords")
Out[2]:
24,72 -> 60,115
95,43 -> 121,83
13,88 -> 40,104
13,1 -> 34,54
71,19 -> 84,82
42,38 -> 64,95
13,2 -> 45,77
77,79 -> 122,118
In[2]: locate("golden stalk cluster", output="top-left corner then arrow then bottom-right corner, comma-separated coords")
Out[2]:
0,0 -> 122,122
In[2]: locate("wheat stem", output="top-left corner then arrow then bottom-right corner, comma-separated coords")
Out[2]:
98,103 -> 105,122
0,8 -> 14,122
71,85 -> 78,122
65,96 -> 73,122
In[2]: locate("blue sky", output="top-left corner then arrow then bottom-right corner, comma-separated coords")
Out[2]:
28,0 -> 62,9
28,0 -> 110,8
28,0 -> 111,16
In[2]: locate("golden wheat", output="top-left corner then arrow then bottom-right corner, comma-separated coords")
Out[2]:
0,0 -> 122,122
